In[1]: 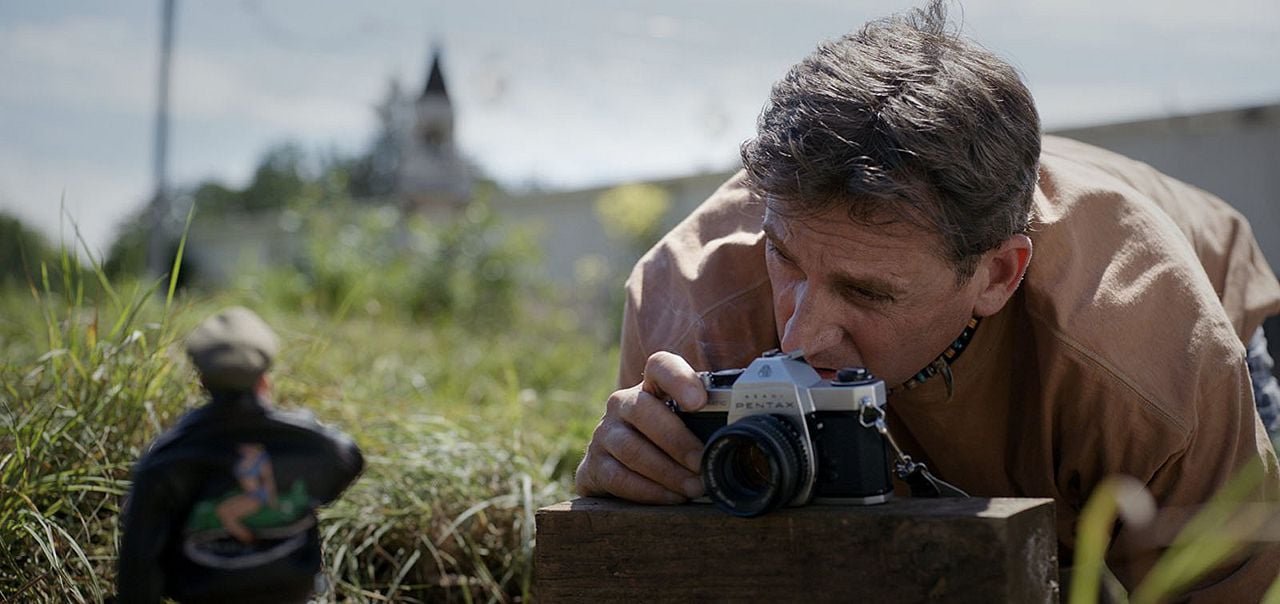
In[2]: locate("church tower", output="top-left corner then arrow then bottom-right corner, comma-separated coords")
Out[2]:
394,47 -> 472,211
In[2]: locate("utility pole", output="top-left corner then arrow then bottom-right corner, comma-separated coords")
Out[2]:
147,0 -> 176,277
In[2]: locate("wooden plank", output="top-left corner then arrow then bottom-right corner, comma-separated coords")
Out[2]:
535,497 -> 1057,603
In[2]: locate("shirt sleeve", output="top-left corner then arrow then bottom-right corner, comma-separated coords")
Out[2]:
1049,335 -> 1280,600
330,430 -> 365,502
617,283 -> 647,389
116,469 -> 172,604
1059,136 -> 1280,341
1134,162 -> 1280,342
1108,357 -> 1280,601
313,421 -> 365,504
614,170 -> 775,388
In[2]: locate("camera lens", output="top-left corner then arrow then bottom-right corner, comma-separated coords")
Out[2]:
727,441 -> 771,492
702,414 -> 809,517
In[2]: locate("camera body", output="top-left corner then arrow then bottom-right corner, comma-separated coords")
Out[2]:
677,350 -> 893,517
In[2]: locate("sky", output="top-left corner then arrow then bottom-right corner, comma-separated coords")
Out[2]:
2,0 -> 1278,255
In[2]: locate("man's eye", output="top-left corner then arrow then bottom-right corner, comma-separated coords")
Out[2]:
843,285 -> 893,304
765,240 -> 794,264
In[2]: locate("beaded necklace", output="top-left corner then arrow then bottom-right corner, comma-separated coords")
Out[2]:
892,316 -> 981,396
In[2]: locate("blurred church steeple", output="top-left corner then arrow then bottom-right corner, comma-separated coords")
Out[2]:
394,43 -> 471,211
421,48 -> 450,102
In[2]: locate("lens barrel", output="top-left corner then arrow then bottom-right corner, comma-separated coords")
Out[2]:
702,414 -> 809,517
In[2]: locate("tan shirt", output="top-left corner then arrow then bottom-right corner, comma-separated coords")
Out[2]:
619,136 -> 1280,599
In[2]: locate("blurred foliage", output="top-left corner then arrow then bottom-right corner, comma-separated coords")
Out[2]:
1069,463 -> 1280,603
105,143 -> 343,280
104,210 -> 148,279
0,211 -> 104,303
594,182 -> 671,256
101,139 -> 518,316
587,182 -> 673,343
0,251 -> 613,601
234,144 -> 315,214
234,200 -> 539,330
347,100 -> 399,199
99,135 -> 541,330
0,211 -> 56,286
188,143 -> 321,217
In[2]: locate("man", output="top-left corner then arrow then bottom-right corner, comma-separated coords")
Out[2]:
574,2 -> 1280,599
118,307 -> 364,603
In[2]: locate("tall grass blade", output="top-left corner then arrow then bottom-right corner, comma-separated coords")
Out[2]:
1263,574 -> 1280,604
162,203 -> 195,325
1130,459 -> 1269,603
64,206 -> 120,307
0,197 -> 615,601
1069,475 -> 1154,604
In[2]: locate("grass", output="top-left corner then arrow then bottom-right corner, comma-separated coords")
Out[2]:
0,247 -> 615,601
1070,458 -> 1280,604
3,206 -> 1277,602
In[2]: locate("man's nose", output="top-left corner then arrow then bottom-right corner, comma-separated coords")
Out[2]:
779,283 -> 841,356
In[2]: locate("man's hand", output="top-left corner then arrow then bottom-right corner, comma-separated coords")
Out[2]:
575,352 -> 709,504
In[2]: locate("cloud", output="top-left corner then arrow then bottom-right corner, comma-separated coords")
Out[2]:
0,145 -> 146,256
0,11 -> 382,235
2,1 -> 1276,215
0,15 -> 155,114
0,14 -> 375,139
170,50 -> 373,136
964,0 -> 1280,33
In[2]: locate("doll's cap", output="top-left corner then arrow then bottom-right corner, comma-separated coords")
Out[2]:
185,306 -> 279,391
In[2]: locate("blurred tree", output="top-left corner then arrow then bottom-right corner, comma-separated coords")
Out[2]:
104,209 -> 150,279
171,143 -> 316,217
0,212 -> 54,286
239,143 -> 311,212
104,137 -> 497,289
405,202 -> 537,327
347,120 -> 399,199
105,143 -> 316,279
103,207 -> 197,287
348,78 -> 406,200
189,182 -> 237,214
594,183 -> 672,257
591,183 -> 673,342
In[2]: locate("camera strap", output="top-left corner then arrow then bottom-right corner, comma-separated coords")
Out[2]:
859,399 -> 970,498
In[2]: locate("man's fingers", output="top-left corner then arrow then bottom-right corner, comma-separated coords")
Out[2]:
600,421 -> 703,497
577,357 -> 711,506
641,352 -> 707,412
593,454 -> 688,505
617,391 -> 707,474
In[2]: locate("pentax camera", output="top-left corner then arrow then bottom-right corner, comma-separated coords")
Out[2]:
676,350 -> 893,517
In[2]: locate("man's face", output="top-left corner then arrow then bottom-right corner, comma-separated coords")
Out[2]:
763,206 -> 985,387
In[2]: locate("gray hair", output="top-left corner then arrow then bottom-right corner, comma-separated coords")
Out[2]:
741,1 -> 1041,280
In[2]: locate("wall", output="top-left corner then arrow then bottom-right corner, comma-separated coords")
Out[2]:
1053,104 -> 1280,271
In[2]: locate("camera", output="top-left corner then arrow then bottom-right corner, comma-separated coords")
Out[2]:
677,350 -> 893,517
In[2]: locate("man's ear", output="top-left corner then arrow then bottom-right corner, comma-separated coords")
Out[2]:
972,234 -> 1033,317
